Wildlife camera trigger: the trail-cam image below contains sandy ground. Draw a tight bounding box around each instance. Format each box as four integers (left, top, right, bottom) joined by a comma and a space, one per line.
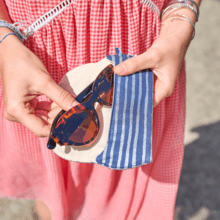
0, 0, 220, 219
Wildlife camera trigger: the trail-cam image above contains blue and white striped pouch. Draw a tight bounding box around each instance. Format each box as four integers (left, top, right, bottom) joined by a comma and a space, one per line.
53, 48, 153, 170
96, 48, 153, 169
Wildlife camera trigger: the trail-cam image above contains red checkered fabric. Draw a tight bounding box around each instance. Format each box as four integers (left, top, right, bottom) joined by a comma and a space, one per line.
0, 0, 185, 219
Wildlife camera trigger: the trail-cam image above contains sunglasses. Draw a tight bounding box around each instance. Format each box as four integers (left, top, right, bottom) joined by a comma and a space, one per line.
47, 64, 114, 150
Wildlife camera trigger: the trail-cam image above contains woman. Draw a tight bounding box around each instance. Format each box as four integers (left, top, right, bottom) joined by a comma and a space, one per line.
0, 0, 201, 219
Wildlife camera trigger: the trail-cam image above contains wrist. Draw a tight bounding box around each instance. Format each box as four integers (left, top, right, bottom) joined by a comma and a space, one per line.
162, 7, 197, 24
0, 28, 25, 68
161, 0, 200, 22
160, 8, 196, 46
0, 27, 20, 41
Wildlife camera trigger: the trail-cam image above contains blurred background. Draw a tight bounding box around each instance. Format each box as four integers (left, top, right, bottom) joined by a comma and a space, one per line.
175, 0, 220, 219
0, 0, 220, 219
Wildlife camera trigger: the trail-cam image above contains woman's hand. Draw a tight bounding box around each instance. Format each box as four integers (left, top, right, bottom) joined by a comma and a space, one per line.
114, 9, 195, 107
0, 34, 76, 137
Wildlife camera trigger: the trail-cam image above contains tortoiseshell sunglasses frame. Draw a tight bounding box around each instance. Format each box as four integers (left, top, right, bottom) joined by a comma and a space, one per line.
47, 64, 114, 150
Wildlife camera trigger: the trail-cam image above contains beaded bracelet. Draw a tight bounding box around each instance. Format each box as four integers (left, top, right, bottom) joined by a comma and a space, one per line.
161, 0, 199, 22
0, 20, 32, 43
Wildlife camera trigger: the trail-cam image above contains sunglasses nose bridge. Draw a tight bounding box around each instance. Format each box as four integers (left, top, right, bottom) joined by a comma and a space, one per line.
83, 89, 100, 106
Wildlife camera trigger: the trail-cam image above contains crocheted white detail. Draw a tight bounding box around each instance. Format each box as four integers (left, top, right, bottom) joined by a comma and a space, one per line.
23, 0, 75, 36
141, 0, 160, 17
23, 0, 160, 37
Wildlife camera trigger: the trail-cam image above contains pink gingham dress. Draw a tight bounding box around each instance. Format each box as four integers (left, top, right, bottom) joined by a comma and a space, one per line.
0, 0, 186, 219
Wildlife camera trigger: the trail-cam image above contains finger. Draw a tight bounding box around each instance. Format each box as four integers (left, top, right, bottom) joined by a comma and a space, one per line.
25, 102, 35, 114
35, 114, 49, 125
39, 78, 79, 111
24, 94, 41, 106
48, 106, 62, 119
48, 95, 80, 123
114, 50, 155, 76
4, 101, 34, 122
10, 101, 51, 136
25, 93, 41, 98
48, 117, 55, 126
3, 111, 18, 122
50, 101, 59, 110
153, 79, 165, 108
18, 111, 51, 137
153, 76, 174, 108
48, 98, 80, 126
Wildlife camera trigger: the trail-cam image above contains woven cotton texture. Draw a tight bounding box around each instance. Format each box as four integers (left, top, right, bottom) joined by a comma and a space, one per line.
0, 1, 185, 220
96, 48, 153, 169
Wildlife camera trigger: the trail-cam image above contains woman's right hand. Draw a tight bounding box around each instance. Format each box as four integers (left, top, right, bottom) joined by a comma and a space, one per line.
0, 32, 76, 137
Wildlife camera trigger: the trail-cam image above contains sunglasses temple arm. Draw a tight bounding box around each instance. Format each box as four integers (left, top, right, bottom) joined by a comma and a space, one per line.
75, 81, 93, 103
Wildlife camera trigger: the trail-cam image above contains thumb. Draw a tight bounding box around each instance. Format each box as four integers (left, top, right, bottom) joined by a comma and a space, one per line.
114, 50, 155, 76
40, 78, 78, 111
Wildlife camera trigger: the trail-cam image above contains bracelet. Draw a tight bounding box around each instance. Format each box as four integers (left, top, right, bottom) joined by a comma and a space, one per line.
0, 32, 19, 43
162, 3, 198, 22
163, 0, 199, 15
161, 0, 199, 22
0, 20, 31, 43
162, 13, 195, 39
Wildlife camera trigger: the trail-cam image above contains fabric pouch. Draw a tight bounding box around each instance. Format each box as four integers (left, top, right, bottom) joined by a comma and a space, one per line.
52, 48, 153, 169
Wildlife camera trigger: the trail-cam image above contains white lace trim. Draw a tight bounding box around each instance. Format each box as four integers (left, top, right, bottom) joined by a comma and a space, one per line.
24, 0, 160, 37
141, 0, 160, 17
23, 0, 75, 37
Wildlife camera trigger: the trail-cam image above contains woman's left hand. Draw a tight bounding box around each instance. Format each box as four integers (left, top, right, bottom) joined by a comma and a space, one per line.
114, 13, 195, 107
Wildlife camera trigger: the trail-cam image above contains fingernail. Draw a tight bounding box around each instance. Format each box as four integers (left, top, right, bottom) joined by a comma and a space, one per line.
69, 100, 79, 109
115, 64, 127, 75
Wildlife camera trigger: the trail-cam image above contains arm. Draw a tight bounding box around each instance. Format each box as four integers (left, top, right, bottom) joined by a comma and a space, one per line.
0, 0, 14, 40
0, 1, 76, 137
114, 0, 202, 107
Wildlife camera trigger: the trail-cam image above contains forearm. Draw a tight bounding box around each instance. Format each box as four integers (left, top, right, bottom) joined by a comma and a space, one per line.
160, 0, 202, 52
0, 0, 13, 33
0, 1, 24, 70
